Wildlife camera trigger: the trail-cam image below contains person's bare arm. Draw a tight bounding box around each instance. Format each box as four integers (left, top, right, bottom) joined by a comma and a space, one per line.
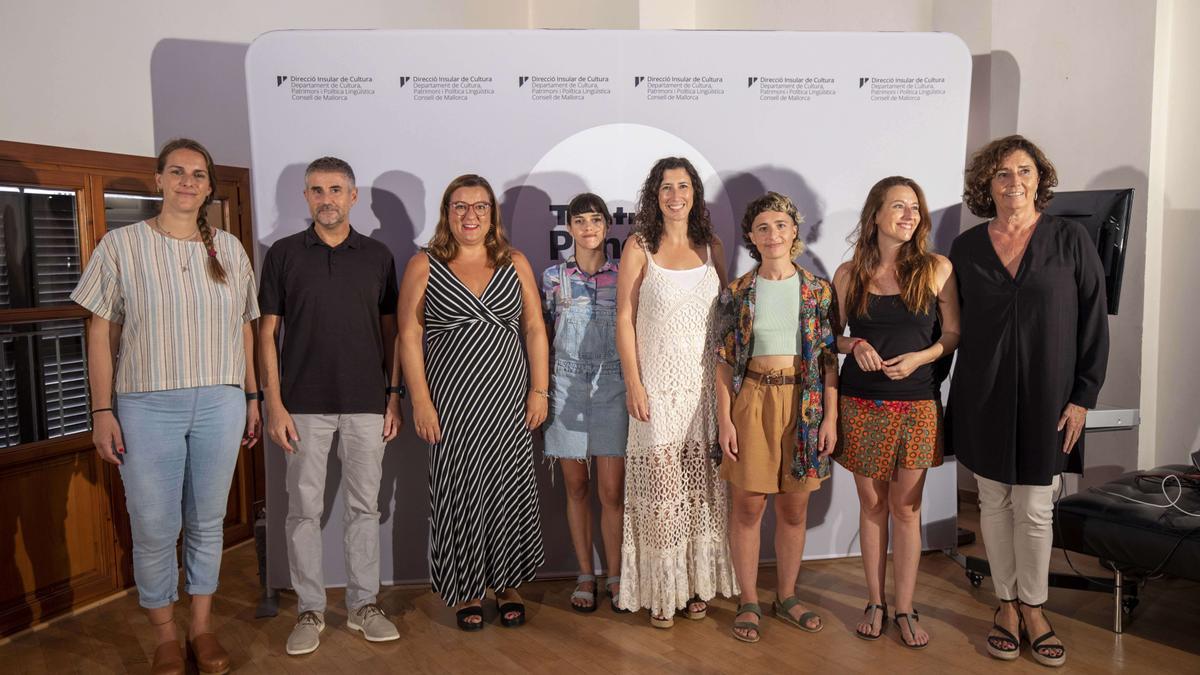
380, 313, 403, 441
87, 315, 124, 464
397, 252, 439, 443
241, 321, 260, 446
710, 236, 729, 287
834, 261, 885, 372
616, 236, 649, 422
258, 314, 298, 452
512, 251, 550, 430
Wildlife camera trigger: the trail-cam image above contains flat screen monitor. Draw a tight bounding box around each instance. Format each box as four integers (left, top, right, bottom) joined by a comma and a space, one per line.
1042, 188, 1134, 315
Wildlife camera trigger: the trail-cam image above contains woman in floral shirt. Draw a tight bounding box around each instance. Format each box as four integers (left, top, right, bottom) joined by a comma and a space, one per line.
715, 191, 838, 643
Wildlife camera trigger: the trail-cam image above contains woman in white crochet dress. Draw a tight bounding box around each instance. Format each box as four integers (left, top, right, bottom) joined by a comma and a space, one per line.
614, 156, 737, 627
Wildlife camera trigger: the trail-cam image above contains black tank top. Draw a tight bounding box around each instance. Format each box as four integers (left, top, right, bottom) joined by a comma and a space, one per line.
839, 294, 938, 401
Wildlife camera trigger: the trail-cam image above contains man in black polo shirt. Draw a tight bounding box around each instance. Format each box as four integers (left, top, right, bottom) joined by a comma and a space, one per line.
258, 156, 402, 655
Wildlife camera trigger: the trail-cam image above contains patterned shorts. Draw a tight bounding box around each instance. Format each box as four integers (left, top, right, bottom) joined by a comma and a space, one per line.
834, 396, 943, 481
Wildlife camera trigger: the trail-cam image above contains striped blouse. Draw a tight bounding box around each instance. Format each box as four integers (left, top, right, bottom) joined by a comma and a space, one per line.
70, 221, 260, 394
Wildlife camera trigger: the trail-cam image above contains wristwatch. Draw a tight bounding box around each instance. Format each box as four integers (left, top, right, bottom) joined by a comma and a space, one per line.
386, 384, 407, 399
245, 390, 264, 402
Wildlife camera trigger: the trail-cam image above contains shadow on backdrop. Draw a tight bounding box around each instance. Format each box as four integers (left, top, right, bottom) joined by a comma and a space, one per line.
713, 167, 829, 281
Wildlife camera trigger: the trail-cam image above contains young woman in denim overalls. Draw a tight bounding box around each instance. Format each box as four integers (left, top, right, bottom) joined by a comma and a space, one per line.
541, 193, 628, 613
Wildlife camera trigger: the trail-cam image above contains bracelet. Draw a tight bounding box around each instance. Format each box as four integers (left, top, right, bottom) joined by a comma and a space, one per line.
91, 407, 114, 416
386, 384, 407, 399
848, 338, 865, 354
245, 390, 263, 402
531, 388, 549, 398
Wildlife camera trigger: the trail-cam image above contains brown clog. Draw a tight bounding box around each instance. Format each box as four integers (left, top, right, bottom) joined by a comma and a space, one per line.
150, 641, 185, 675
186, 633, 230, 674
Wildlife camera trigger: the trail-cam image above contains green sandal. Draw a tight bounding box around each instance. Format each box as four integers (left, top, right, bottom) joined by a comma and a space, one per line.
774, 596, 823, 633
731, 603, 763, 643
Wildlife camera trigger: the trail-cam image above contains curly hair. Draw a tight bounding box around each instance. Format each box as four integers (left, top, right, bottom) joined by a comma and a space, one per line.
632, 157, 713, 253
156, 138, 225, 284
963, 134, 1058, 218
426, 174, 513, 267
845, 176, 938, 318
740, 191, 804, 263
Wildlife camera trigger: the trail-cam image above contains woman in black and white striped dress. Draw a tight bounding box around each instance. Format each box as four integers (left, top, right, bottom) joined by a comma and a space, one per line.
397, 174, 549, 631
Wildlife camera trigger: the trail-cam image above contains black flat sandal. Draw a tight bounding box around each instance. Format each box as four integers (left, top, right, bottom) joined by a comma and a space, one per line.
498, 596, 527, 628
986, 599, 1020, 661
893, 609, 928, 649
1019, 601, 1066, 668
855, 602, 887, 640
455, 605, 484, 632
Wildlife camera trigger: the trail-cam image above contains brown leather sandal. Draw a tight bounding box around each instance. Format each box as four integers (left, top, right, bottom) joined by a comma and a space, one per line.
187, 633, 231, 674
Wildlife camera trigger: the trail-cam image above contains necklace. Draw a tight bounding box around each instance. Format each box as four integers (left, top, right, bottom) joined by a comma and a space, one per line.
154, 216, 199, 272
153, 215, 200, 241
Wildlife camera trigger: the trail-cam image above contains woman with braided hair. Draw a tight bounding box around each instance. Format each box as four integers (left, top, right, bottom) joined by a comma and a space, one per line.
72, 138, 261, 675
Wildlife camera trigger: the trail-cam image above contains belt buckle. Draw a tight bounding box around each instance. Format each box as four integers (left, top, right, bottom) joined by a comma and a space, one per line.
764, 371, 784, 386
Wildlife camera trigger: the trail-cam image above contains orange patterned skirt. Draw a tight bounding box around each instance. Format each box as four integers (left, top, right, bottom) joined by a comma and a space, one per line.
834, 396, 943, 481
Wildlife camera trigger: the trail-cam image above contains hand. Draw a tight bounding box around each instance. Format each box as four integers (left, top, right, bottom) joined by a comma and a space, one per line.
851, 340, 884, 372
265, 401, 300, 453
525, 390, 548, 430
92, 411, 125, 465
626, 382, 650, 422
718, 417, 739, 463
881, 352, 924, 380
1057, 402, 1087, 454
818, 416, 837, 458
413, 400, 442, 444
383, 395, 404, 442
242, 400, 261, 447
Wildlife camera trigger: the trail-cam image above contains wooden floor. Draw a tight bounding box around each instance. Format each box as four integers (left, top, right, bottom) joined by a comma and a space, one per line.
3, 506, 1198, 674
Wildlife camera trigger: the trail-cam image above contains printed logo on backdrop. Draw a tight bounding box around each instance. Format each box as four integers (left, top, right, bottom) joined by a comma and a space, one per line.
634, 75, 727, 101
861, 76, 947, 102
521, 75, 612, 101
751, 75, 838, 102
404, 75, 496, 101
279, 74, 376, 102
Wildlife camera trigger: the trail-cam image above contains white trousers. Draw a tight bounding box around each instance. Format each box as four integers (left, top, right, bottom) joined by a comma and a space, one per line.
975, 473, 1060, 605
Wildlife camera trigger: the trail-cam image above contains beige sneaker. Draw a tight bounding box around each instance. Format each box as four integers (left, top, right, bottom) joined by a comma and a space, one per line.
286, 610, 325, 656
348, 603, 400, 642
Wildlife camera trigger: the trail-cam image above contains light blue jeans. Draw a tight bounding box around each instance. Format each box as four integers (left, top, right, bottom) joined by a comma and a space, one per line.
116, 385, 245, 608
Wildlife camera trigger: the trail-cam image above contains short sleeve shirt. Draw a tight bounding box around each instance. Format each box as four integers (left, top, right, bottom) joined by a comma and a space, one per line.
540, 256, 618, 322
70, 221, 260, 394
258, 225, 399, 414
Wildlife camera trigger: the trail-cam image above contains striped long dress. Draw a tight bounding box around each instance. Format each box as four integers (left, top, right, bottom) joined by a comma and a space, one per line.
424, 254, 545, 606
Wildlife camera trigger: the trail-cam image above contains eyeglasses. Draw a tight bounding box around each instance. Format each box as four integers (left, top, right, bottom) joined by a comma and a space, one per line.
451, 201, 492, 217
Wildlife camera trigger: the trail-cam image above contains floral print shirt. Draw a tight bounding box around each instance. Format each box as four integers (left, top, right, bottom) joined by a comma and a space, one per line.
716, 264, 838, 482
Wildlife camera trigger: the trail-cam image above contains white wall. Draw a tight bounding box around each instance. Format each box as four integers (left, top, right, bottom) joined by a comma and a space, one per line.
0, 1, 529, 163
1154, 0, 1200, 467
1, 0, 1193, 476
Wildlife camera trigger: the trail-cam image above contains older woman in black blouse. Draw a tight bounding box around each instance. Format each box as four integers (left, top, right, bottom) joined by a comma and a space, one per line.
948, 135, 1108, 668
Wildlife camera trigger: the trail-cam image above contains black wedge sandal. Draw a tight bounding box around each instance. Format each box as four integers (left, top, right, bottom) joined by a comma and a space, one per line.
986, 599, 1020, 661
497, 590, 527, 628
893, 609, 928, 649
1019, 601, 1066, 668
455, 605, 484, 632
855, 602, 887, 641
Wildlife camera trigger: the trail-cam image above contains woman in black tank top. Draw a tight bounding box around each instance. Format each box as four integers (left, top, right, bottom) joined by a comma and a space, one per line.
831, 177, 960, 648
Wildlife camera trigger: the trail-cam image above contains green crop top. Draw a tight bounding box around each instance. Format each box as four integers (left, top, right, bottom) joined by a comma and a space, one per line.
751, 273, 802, 357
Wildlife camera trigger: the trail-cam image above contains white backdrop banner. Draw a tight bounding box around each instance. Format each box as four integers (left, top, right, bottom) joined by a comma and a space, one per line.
246, 29, 971, 589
